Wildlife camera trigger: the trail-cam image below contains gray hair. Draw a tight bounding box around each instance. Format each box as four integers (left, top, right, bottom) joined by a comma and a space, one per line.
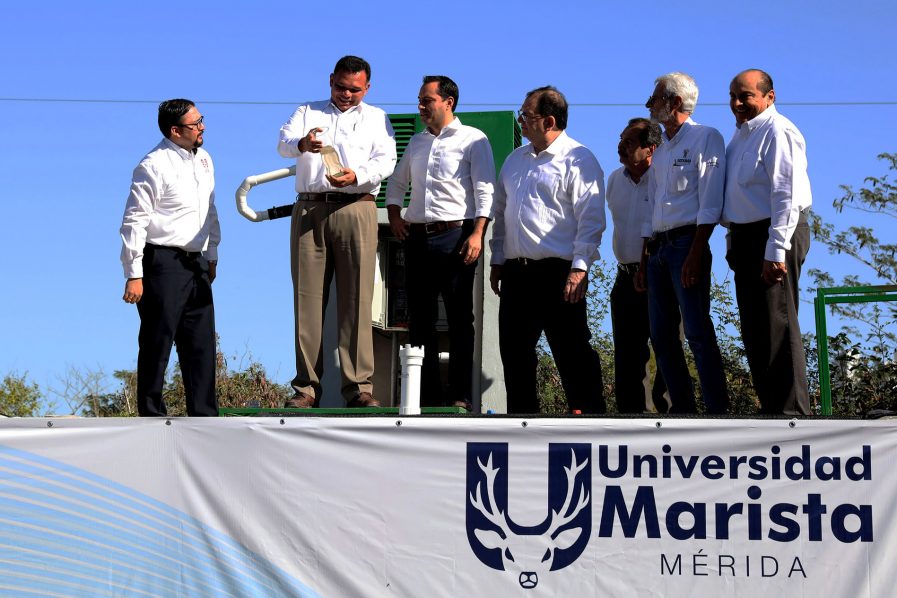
655, 72, 699, 114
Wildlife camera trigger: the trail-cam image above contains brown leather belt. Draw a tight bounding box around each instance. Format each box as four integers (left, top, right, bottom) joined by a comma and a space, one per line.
409, 220, 464, 235
297, 192, 375, 203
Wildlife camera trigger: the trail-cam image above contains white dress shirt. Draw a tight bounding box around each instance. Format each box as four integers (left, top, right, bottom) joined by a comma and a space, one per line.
490, 131, 605, 271
607, 166, 653, 264
120, 138, 219, 279
278, 100, 396, 194
642, 118, 726, 237
723, 104, 812, 262
384, 117, 495, 222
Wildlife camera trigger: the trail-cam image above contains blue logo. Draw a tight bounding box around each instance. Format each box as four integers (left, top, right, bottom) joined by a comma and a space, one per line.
466, 443, 592, 589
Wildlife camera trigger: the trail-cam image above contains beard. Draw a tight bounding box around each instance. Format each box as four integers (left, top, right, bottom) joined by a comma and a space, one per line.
650, 103, 672, 125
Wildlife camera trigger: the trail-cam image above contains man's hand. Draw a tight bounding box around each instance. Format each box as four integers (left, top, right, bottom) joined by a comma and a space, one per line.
633, 268, 647, 293
123, 278, 143, 304
460, 233, 482, 265
208, 261, 217, 283
681, 245, 706, 288
565, 269, 588, 303
634, 240, 649, 293
326, 167, 357, 188
298, 128, 324, 153
387, 206, 409, 240
682, 223, 714, 289
490, 265, 503, 296
762, 260, 788, 286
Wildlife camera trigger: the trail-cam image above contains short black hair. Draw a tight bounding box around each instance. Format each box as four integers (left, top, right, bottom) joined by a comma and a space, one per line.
525, 86, 568, 130
158, 99, 195, 138
626, 117, 663, 147
333, 55, 371, 82
422, 75, 459, 110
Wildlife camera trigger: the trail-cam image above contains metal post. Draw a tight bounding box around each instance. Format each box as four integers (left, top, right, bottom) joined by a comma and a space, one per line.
814, 289, 832, 415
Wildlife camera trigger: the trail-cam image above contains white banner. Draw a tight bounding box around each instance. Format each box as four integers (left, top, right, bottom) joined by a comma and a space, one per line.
0, 417, 893, 597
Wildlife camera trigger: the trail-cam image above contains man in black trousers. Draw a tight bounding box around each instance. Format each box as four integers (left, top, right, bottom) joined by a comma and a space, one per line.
606, 118, 673, 413
489, 87, 606, 414
120, 99, 220, 416
724, 69, 811, 415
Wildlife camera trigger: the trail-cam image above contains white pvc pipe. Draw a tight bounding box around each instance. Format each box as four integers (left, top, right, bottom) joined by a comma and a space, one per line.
399, 344, 425, 415
234, 165, 296, 222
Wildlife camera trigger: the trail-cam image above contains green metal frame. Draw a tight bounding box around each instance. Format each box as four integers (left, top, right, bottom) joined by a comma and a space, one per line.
814, 285, 897, 414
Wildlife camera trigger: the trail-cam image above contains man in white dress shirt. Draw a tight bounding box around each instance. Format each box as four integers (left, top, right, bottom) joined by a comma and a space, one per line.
724, 69, 811, 415
637, 72, 729, 414
277, 56, 396, 408
489, 86, 606, 414
385, 76, 495, 410
606, 118, 673, 413
120, 99, 219, 416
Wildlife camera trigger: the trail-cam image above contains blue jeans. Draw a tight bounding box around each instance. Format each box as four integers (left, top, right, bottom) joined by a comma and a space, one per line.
647, 232, 728, 414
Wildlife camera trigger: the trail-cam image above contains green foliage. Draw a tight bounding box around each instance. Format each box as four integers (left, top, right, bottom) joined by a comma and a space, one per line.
80, 370, 137, 417
0, 372, 42, 417
79, 341, 292, 417
808, 153, 897, 415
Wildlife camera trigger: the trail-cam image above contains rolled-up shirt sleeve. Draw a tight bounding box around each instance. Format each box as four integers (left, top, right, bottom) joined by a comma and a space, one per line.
120, 162, 159, 279
696, 130, 726, 226
470, 135, 496, 220
569, 154, 606, 271
353, 112, 396, 188
205, 188, 220, 263
765, 127, 805, 262
278, 105, 307, 158
489, 170, 507, 265
384, 138, 412, 208
641, 166, 657, 238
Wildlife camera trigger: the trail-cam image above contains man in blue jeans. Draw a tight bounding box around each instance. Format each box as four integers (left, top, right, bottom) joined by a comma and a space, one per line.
636, 72, 728, 414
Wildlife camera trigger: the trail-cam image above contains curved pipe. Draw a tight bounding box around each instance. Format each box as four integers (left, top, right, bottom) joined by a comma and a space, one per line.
235, 165, 296, 222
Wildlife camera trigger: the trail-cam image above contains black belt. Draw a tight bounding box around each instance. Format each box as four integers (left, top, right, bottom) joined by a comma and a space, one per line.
505, 257, 569, 267
409, 220, 464, 235
297, 192, 374, 203
618, 262, 640, 275
651, 224, 697, 244
145, 243, 201, 259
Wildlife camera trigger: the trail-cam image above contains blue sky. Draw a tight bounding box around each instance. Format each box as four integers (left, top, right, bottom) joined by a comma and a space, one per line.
1, 1, 894, 409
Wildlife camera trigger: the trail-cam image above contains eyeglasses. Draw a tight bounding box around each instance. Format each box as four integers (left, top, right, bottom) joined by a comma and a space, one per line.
645, 94, 670, 107
177, 116, 205, 130
516, 109, 544, 123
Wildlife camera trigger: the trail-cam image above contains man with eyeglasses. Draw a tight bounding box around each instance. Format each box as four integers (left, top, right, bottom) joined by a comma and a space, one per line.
120, 99, 219, 416
385, 75, 495, 411
607, 118, 673, 413
278, 56, 396, 408
489, 86, 606, 415
635, 72, 728, 414
723, 69, 812, 415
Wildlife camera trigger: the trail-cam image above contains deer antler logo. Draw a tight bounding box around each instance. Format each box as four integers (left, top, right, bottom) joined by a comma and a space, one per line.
466, 443, 592, 589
